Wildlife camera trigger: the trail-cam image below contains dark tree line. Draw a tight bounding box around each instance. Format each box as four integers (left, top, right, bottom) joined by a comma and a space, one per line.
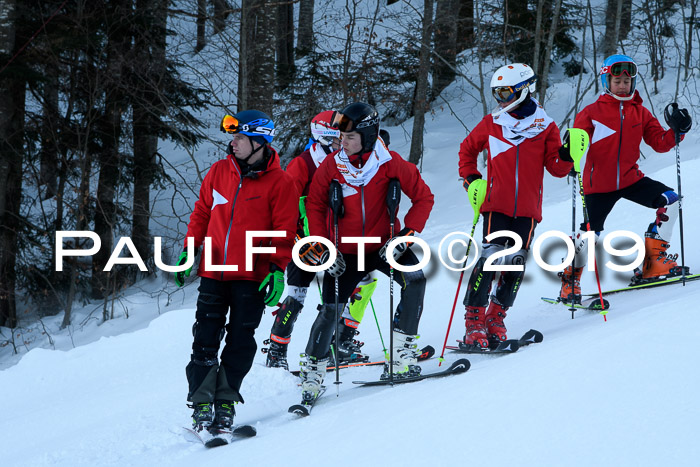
0, 0, 696, 332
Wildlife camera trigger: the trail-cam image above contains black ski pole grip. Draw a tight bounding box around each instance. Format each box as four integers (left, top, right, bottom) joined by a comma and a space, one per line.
386, 179, 401, 224
329, 180, 343, 225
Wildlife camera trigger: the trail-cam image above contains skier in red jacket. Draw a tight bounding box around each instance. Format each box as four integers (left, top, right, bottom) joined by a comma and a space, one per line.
559, 54, 693, 303
298, 102, 434, 402
459, 63, 573, 349
175, 110, 298, 436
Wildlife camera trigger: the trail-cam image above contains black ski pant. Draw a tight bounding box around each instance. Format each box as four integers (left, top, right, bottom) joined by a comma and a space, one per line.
583, 177, 672, 232
186, 277, 265, 403
305, 249, 426, 359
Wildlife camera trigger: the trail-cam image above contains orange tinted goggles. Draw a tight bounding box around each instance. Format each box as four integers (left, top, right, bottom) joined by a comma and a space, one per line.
220, 115, 240, 134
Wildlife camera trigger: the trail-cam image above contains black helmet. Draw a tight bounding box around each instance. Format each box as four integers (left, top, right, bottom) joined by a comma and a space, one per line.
335, 102, 380, 153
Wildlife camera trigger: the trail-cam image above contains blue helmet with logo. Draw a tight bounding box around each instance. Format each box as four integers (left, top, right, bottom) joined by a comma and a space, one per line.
221, 110, 276, 144
600, 54, 637, 101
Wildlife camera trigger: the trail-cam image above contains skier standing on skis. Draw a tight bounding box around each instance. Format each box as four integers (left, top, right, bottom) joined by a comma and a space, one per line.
266, 111, 371, 369
558, 54, 693, 303
459, 63, 573, 349
298, 102, 434, 403
175, 110, 298, 434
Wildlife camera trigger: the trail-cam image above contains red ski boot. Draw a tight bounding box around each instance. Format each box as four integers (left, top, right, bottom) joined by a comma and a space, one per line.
485, 300, 508, 343
558, 265, 583, 304
463, 306, 489, 349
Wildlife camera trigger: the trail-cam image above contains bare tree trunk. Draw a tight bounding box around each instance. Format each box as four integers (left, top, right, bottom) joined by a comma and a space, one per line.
619, 0, 632, 40
537, 0, 562, 104
532, 0, 544, 75
433, 0, 457, 98
212, 0, 230, 34
276, 0, 295, 88
685, 0, 697, 79
297, 0, 314, 57
132, 0, 168, 270
239, 0, 276, 113
409, 0, 434, 166
195, 0, 206, 53
456, 0, 474, 52
587, 0, 599, 93
475, 0, 488, 117
92, 0, 130, 299
602, 0, 622, 57
0, 0, 21, 329
39, 64, 59, 199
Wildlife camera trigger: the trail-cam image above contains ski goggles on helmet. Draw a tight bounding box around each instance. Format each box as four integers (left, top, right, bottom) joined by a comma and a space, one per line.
491, 75, 537, 103
600, 61, 637, 78
220, 115, 240, 134
333, 113, 379, 132
220, 114, 276, 137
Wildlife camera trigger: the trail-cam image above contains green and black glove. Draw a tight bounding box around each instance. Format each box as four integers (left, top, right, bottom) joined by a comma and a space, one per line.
174, 248, 198, 287
259, 263, 285, 306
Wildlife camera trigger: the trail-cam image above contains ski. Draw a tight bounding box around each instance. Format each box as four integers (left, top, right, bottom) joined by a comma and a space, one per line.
445, 329, 543, 355
352, 358, 470, 387
290, 345, 435, 377
288, 386, 327, 417
582, 273, 700, 297
183, 424, 257, 448
541, 296, 610, 311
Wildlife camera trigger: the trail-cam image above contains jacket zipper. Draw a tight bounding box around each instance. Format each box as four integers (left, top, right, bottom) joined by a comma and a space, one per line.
222, 163, 243, 280
513, 146, 520, 217
616, 102, 624, 190
488, 177, 493, 201
361, 185, 366, 236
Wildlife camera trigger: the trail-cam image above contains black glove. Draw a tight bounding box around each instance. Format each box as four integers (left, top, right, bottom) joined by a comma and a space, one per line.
558, 131, 574, 162
379, 227, 416, 263
664, 103, 692, 135
462, 174, 482, 191
320, 250, 346, 277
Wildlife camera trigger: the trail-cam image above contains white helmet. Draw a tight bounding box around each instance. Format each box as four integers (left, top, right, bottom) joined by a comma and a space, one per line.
490, 63, 537, 116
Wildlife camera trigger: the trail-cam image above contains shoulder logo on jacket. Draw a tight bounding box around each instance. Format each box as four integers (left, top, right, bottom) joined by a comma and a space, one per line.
488, 135, 514, 158
591, 120, 616, 144
212, 189, 229, 210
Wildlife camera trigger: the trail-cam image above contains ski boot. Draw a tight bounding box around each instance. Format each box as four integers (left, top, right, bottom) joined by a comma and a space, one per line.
189, 402, 214, 432
333, 319, 368, 365
381, 331, 421, 380
462, 306, 489, 350
558, 265, 583, 304
212, 400, 235, 431
485, 299, 508, 344
640, 234, 688, 281
300, 356, 328, 404
264, 340, 289, 370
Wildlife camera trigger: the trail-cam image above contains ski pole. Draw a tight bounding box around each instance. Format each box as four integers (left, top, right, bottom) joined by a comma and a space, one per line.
328, 180, 344, 394
576, 172, 607, 321
566, 128, 607, 321
569, 172, 577, 319
368, 298, 388, 359
438, 218, 478, 366
665, 104, 687, 286
385, 179, 401, 385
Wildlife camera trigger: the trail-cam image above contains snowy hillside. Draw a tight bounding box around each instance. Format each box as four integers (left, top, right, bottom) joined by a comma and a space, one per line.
2, 122, 699, 467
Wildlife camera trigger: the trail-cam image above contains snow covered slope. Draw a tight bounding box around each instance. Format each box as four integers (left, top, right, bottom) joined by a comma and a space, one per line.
2, 147, 699, 467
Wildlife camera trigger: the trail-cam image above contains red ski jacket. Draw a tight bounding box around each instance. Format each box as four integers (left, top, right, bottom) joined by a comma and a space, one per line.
574, 91, 679, 194
285, 150, 316, 197
184, 149, 299, 282
458, 115, 571, 223
306, 150, 434, 255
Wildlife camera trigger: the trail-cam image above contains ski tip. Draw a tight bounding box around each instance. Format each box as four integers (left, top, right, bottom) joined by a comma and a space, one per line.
288, 405, 310, 416
523, 329, 544, 343
448, 358, 471, 373
204, 437, 229, 448
233, 424, 257, 437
